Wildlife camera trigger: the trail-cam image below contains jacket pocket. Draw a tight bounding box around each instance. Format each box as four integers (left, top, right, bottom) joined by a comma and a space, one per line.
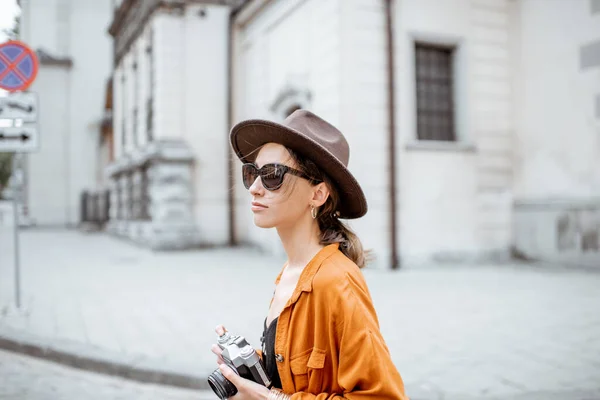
289, 348, 326, 392
289, 348, 311, 391
306, 348, 326, 393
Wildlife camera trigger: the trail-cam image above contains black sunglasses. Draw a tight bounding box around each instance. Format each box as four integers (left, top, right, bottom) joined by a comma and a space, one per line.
242, 163, 321, 191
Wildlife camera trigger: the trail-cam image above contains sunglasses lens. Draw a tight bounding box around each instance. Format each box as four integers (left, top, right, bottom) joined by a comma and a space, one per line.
242, 164, 258, 189
261, 165, 285, 190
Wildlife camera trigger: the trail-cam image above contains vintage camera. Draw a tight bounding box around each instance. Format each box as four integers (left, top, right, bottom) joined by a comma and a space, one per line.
208, 330, 272, 399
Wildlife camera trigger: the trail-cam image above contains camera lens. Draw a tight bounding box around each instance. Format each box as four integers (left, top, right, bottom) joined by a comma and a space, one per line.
208, 369, 238, 399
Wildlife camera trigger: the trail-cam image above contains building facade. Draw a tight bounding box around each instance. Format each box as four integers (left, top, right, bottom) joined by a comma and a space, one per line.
104, 0, 236, 249
512, 0, 600, 267
105, 0, 600, 268
18, 0, 113, 227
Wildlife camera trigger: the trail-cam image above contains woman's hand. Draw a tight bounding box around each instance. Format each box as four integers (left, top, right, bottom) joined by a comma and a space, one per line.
218, 363, 271, 400
211, 324, 227, 366
211, 324, 271, 399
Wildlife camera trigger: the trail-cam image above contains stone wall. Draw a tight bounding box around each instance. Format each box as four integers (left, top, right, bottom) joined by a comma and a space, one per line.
513, 198, 600, 268
105, 139, 200, 250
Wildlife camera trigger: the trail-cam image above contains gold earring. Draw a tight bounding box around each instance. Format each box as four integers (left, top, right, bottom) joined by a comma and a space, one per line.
311, 206, 318, 219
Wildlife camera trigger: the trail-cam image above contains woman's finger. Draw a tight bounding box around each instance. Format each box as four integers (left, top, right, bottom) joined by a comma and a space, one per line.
211, 344, 223, 356
218, 364, 244, 389
211, 344, 225, 365
215, 324, 227, 336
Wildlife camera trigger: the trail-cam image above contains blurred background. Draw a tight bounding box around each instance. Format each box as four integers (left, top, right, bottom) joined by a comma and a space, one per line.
0, 0, 599, 399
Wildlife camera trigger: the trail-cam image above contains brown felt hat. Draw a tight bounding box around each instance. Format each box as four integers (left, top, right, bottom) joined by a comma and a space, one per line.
230, 109, 368, 219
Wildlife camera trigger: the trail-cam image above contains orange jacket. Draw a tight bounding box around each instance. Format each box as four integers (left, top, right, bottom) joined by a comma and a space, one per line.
269, 243, 408, 399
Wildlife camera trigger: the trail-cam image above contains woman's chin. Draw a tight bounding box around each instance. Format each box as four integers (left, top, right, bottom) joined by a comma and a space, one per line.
253, 214, 275, 229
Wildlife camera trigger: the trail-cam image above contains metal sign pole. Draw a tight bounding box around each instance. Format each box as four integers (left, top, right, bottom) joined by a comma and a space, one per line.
1, 40, 41, 312
11, 153, 21, 309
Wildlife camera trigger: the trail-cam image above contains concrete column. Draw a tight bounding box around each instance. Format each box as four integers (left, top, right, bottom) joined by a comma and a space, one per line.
145, 139, 199, 250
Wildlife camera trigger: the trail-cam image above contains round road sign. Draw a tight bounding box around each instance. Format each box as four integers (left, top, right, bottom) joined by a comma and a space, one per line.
0, 40, 39, 92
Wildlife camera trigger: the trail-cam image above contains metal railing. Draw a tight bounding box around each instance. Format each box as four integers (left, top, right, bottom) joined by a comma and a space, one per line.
80, 190, 110, 227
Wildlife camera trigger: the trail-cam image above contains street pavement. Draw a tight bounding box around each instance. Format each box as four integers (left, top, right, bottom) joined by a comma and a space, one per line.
1, 228, 600, 399
0, 349, 214, 400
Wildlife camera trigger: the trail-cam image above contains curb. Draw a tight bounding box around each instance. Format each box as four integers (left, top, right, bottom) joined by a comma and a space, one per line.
0, 326, 213, 391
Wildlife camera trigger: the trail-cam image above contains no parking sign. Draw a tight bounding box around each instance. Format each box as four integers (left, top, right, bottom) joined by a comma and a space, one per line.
0, 40, 38, 92
0, 40, 39, 152
0, 40, 39, 310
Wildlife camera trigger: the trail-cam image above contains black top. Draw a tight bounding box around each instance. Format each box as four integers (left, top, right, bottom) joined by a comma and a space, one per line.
261, 317, 282, 389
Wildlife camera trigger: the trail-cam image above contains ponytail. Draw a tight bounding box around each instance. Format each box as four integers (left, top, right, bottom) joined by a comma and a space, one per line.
317, 211, 367, 268
286, 148, 370, 268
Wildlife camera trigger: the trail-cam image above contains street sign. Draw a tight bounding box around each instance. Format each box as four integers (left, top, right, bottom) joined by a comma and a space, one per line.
0, 40, 39, 92
0, 92, 37, 121
0, 42, 39, 310
0, 125, 38, 152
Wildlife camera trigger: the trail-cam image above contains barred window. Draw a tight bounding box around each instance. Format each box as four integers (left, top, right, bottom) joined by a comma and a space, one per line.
121, 73, 127, 148
116, 174, 123, 219
132, 59, 139, 147
127, 172, 134, 220
146, 29, 154, 143
121, 116, 126, 148
415, 43, 456, 141
140, 164, 151, 221
285, 104, 301, 118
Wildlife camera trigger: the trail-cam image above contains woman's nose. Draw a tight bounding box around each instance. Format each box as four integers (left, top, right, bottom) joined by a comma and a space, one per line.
249, 176, 264, 196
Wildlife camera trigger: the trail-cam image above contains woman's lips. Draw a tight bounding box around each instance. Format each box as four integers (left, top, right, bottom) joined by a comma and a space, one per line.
251, 201, 268, 211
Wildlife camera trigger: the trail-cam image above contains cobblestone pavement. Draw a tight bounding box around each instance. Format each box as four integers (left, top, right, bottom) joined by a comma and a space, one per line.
1, 228, 600, 399
0, 349, 214, 400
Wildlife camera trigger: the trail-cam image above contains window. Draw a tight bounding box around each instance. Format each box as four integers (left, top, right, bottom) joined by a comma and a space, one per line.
132, 59, 139, 147
285, 104, 301, 118
127, 172, 134, 220
121, 72, 127, 148
415, 43, 455, 141
140, 164, 150, 220
116, 175, 123, 219
146, 29, 154, 143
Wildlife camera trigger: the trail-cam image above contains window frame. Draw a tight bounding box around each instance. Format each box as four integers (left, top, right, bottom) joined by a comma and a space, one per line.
120, 71, 127, 150
414, 42, 456, 142
407, 33, 472, 151
145, 29, 154, 143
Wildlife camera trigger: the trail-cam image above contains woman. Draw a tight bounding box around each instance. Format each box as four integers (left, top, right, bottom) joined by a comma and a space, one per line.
211, 110, 408, 400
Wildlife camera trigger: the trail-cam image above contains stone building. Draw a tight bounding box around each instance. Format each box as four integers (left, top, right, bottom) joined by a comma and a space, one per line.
103, 0, 600, 268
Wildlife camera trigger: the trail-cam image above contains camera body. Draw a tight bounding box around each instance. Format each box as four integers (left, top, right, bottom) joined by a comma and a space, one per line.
208, 330, 271, 399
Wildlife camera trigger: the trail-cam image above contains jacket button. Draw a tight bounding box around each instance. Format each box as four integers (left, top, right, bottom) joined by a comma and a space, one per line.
275, 354, 284, 362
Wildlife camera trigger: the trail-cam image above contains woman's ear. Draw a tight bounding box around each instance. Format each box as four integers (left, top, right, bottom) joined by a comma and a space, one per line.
312, 182, 330, 207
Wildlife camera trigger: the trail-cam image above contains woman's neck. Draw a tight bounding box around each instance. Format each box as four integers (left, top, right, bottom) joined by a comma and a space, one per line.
277, 216, 323, 269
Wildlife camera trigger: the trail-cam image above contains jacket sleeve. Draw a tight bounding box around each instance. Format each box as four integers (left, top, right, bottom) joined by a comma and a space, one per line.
290, 276, 408, 400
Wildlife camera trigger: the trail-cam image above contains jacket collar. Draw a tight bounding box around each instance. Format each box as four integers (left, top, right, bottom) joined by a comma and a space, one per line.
275, 243, 340, 305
